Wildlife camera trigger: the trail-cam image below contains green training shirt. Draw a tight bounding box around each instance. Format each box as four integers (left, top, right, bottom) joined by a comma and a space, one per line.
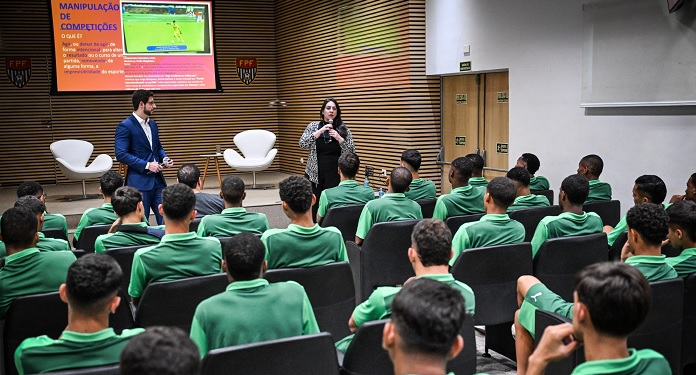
432, 186, 486, 220
128, 232, 222, 298
529, 176, 550, 191
42, 212, 69, 239
570, 349, 671, 375
36, 232, 71, 252
262, 224, 347, 269
94, 223, 162, 253
317, 180, 375, 217
197, 207, 270, 237
585, 180, 612, 203
625, 255, 678, 281
450, 214, 525, 266
190, 279, 319, 357
74, 203, 117, 241
468, 177, 489, 188
666, 248, 696, 278
404, 178, 437, 201
506, 194, 550, 212
530, 211, 604, 257
355, 193, 423, 240
14, 328, 144, 375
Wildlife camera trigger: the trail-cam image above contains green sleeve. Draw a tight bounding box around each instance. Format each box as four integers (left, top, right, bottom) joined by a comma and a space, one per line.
128, 252, 146, 298
449, 225, 471, 266
317, 191, 329, 217
189, 315, 208, 358
94, 234, 108, 253
607, 216, 627, 246
262, 216, 270, 232
14, 336, 54, 375
530, 221, 549, 258
0, 241, 6, 258
432, 197, 448, 221
14, 340, 26, 375
355, 206, 373, 240
302, 292, 320, 335
73, 209, 95, 240
338, 238, 349, 262
261, 232, 271, 261
196, 217, 209, 237
352, 288, 390, 327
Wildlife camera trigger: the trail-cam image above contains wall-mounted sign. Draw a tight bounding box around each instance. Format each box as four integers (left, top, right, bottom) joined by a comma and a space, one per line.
455, 94, 468, 104
496, 143, 509, 154
455, 136, 466, 146
497, 91, 509, 103
459, 61, 471, 72
236, 58, 258, 85
5, 57, 31, 88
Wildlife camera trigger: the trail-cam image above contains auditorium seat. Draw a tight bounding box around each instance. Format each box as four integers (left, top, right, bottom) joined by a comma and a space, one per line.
105, 244, 150, 294
189, 218, 202, 233
42, 227, 69, 243
41, 364, 120, 375
76, 224, 112, 253
508, 205, 562, 242
415, 198, 437, 219
682, 273, 696, 374
583, 200, 621, 227
444, 213, 485, 235
320, 204, 365, 242
531, 189, 554, 205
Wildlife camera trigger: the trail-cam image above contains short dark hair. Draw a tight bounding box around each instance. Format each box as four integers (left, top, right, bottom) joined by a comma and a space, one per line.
575, 262, 651, 337
411, 219, 452, 267
100, 171, 123, 198
0, 207, 38, 249
634, 175, 667, 204
162, 184, 196, 221
625, 203, 669, 246
506, 167, 531, 188
666, 200, 696, 243
177, 164, 200, 189
132, 89, 154, 110
391, 278, 466, 356
221, 176, 245, 205
519, 153, 541, 175
120, 326, 200, 375
279, 176, 313, 213
112, 186, 143, 217
65, 254, 122, 315
450, 157, 474, 183
580, 154, 604, 177
487, 177, 517, 208
465, 154, 484, 172
14, 195, 45, 216
16, 181, 43, 199
390, 167, 413, 194
562, 174, 590, 205
338, 152, 360, 178
223, 233, 265, 281
401, 149, 422, 171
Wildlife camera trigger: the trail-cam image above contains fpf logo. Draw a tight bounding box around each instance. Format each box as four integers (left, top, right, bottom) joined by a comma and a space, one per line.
5, 58, 32, 88
236, 58, 257, 85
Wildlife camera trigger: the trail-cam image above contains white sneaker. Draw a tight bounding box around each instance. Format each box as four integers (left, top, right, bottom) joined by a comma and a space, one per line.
511, 323, 516, 340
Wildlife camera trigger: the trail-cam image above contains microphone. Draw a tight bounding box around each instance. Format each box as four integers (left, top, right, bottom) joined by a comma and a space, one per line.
323, 119, 334, 142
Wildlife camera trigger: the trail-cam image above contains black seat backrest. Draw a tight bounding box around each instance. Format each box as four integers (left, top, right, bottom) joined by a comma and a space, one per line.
41, 227, 68, 242
509, 205, 563, 242
682, 273, 696, 372
264, 262, 355, 340
76, 224, 112, 253
40, 364, 120, 375
105, 245, 150, 294
451, 243, 533, 326
531, 189, 554, 205
583, 200, 621, 227
533, 233, 608, 301
416, 198, 437, 219
189, 218, 202, 233
445, 213, 486, 235
534, 310, 583, 375
200, 332, 339, 375
608, 231, 628, 261
320, 204, 365, 242
445, 312, 477, 375
134, 273, 228, 331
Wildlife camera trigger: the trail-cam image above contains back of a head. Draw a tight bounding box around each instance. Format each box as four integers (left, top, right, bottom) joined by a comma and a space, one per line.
487, 177, 517, 208
401, 149, 422, 172
1, 207, 38, 249
120, 326, 200, 375
338, 152, 360, 178
223, 232, 265, 281
100, 171, 124, 198
575, 262, 651, 337
666, 200, 696, 243
66, 253, 122, 315
626, 203, 668, 246
520, 153, 541, 175
16, 181, 43, 199
162, 184, 196, 221
506, 167, 531, 188
390, 167, 413, 194
562, 174, 590, 205
580, 154, 604, 177
14, 195, 45, 217
465, 153, 484, 173
634, 175, 667, 204
279, 176, 313, 213
221, 176, 245, 204
177, 164, 200, 189
411, 219, 452, 267
391, 278, 466, 356
450, 157, 474, 183
112, 186, 143, 217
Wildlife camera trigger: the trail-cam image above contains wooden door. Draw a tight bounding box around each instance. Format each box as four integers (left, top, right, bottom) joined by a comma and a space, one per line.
482, 71, 509, 180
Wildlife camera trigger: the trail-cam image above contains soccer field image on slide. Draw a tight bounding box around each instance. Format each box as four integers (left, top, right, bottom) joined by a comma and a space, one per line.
122, 15, 206, 53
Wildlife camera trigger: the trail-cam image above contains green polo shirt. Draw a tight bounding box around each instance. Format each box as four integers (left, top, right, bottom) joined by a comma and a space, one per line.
450, 214, 525, 266
197, 207, 270, 237
262, 224, 347, 269
608, 203, 669, 246
432, 186, 486, 220
529, 176, 550, 191
334, 273, 475, 352
42, 212, 69, 240
317, 180, 375, 217
666, 248, 696, 278
404, 178, 437, 201
94, 222, 162, 253
0, 247, 76, 318
570, 349, 670, 375
128, 232, 222, 298
190, 278, 319, 357
468, 177, 489, 188
530, 211, 604, 257
625, 255, 678, 281
14, 328, 144, 375
586, 180, 612, 203
506, 194, 550, 212
74, 203, 117, 241
36, 232, 71, 252
355, 193, 423, 240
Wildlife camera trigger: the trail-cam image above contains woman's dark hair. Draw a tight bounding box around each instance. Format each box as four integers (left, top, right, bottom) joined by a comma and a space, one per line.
319, 98, 348, 138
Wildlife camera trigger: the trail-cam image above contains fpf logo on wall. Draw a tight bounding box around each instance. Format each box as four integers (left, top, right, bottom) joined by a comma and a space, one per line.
5, 58, 31, 88
236, 58, 257, 85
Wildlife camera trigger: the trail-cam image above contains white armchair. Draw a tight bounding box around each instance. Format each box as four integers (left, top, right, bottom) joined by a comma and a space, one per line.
223, 130, 277, 189
50, 139, 113, 200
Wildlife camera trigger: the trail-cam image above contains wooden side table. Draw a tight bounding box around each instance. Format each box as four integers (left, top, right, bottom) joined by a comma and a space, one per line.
200, 153, 223, 189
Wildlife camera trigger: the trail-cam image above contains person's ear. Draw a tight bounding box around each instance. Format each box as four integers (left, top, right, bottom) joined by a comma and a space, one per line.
158, 204, 164, 216
222, 259, 227, 273
484, 191, 491, 204
449, 248, 454, 262
137, 201, 144, 213
386, 176, 391, 187
407, 247, 417, 263
219, 191, 224, 199
190, 209, 197, 220
312, 194, 317, 206
262, 260, 268, 273
59, 284, 68, 303
110, 295, 121, 314
382, 321, 396, 350
197, 178, 203, 189
447, 335, 464, 360
242, 192, 247, 201
675, 227, 684, 240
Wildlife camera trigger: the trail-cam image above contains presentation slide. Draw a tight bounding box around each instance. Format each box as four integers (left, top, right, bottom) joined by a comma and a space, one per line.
50, 0, 219, 92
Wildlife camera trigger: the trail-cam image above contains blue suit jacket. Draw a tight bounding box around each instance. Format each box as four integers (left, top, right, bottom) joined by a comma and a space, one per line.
115, 114, 168, 191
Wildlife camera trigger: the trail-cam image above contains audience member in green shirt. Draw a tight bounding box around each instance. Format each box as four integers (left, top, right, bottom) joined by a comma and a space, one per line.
401, 149, 437, 201
16, 181, 69, 239
73, 171, 122, 246
577, 154, 612, 203
516, 153, 550, 191
432, 156, 485, 221
525, 262, 670, 375
316, 152, 375, 223
666, 200, 696, 278
669, 172, 696, 204
13, 196, 71, 252
466, 153, 489, 188
506, 167, 550, 212
14, 254, 144, 375
120, 326, 200, 375
197, 176, 270, 237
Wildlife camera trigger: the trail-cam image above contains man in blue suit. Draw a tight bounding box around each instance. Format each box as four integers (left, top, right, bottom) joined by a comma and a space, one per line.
115, 90, 173, 225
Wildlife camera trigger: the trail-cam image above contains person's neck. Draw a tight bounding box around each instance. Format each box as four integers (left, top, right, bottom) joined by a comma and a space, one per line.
392, 351, 448, 375
472, 172, 483, 178
587, 174, 599, 181
134, 110, 148, 122
411, 171, 420, 180
289, 212, 315, 228
518, 187, 531, 197
5, 245, 32, 257
562, 203, 584, 215
413, 264, 450, 277
450, 179, 467, 189
65, 310, 110, 334
103, 197, 112, 204
192, 187, 202, 194
486, 205, 507, 215
582, 330, 630, 363
682, 240, 696, 250
633, 243, 663, 257
224, 201, 243, 209
121, 213, 144, 225
164, 219, 191, 234
340, 175, 354, 182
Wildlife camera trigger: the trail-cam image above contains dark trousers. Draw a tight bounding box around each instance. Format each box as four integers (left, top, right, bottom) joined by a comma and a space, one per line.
307, 163, 340, 222
141, 176, 166, 225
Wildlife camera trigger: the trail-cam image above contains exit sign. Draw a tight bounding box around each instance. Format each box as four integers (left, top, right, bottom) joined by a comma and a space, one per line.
459, 61, 471, 72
